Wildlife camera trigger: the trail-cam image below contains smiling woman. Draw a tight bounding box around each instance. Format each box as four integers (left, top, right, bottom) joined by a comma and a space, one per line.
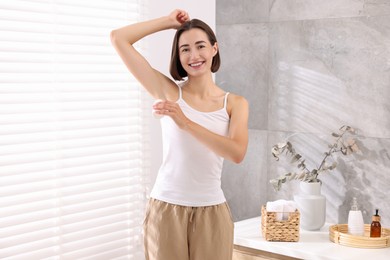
111, 8, 249, 260
0, 1, 148, 259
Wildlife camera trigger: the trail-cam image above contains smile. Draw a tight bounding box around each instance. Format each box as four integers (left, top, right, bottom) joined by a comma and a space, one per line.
189, 61, 205, 67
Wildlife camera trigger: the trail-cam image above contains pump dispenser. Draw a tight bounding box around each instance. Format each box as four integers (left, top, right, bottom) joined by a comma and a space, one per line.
370, 209, 381, 237
347, 197, 364, 236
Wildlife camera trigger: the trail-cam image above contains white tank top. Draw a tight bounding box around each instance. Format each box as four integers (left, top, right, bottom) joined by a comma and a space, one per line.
150, 84, 230, 207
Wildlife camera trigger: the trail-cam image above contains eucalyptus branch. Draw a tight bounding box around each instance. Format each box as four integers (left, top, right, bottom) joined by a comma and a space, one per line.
316, 128, 347, 176
270, 125, 359, 191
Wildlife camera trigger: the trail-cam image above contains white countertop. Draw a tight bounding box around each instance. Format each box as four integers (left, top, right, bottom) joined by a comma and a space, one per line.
234, 217, 390, 260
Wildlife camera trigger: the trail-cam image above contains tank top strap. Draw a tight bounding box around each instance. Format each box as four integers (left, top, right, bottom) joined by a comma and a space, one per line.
177, 83, 183, 100
223, 92, 230, 109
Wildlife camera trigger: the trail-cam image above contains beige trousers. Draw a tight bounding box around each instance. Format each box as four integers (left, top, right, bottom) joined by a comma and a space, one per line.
143, 198, 234, 260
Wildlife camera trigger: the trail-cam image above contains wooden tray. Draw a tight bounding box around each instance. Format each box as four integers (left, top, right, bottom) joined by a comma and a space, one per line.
329, 224, 390, 248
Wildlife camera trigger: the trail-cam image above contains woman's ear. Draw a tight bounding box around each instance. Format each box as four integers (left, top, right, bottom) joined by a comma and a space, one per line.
213, 42, 218, 57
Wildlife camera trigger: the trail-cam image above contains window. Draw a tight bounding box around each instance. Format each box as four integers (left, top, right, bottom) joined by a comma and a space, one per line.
0, 0, 149, 259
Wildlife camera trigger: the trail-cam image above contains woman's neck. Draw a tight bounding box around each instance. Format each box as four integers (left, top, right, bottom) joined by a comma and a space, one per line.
185, 74, 219, 97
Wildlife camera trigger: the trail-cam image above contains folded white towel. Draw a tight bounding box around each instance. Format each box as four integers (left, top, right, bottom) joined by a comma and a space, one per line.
266, 200, 284, 221
266, 200, 297, 221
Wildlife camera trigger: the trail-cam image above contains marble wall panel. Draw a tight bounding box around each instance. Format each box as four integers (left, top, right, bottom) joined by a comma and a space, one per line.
216, 0, 390, 226
269, 0, 390, 22
222, 130, 268, 221
216, 24, 269, 130
268, 16, 390, 138
217, 0, 269, 25
364, 0, 390, 16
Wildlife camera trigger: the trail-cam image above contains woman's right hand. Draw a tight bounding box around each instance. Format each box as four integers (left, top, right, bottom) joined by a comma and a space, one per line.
168, 9, 190, 29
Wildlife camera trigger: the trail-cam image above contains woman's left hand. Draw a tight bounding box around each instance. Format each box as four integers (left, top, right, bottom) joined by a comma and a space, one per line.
153, 100, 190, 129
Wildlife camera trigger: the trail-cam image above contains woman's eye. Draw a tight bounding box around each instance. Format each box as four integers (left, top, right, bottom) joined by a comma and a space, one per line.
181, 48, 189, 53
198, 45, 205, 49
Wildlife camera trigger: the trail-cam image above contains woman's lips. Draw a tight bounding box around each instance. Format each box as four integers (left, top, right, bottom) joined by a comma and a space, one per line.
189, 61, 205, 68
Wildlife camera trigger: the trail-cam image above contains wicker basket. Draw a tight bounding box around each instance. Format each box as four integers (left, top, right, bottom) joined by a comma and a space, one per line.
261, 205, 300, 242
329, 224, 390, 248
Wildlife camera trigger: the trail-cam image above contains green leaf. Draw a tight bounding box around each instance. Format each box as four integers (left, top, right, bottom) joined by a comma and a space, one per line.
290, 154, 302, 163
297, 160, 306, 169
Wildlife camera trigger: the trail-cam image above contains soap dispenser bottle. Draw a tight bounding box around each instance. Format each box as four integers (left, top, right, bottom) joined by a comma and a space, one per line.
347, 197, 364, 236
370, 209, 381, 237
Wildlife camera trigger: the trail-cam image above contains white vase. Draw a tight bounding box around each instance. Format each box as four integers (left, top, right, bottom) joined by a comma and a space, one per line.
294, 182, 326, 231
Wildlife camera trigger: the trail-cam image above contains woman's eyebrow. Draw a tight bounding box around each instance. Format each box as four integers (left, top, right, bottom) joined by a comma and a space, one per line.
195, 40, 206, 45
179, 41, 207, 49
179, 44, 189, 49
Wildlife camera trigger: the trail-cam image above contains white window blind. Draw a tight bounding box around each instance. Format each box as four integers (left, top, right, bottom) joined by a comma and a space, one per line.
0, 0, 149, 259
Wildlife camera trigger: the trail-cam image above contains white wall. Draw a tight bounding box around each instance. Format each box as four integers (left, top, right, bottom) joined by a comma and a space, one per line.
146, 1, 216, 188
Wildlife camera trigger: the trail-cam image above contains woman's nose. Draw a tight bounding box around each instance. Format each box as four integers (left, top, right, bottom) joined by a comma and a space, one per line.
190, 50, 199, 59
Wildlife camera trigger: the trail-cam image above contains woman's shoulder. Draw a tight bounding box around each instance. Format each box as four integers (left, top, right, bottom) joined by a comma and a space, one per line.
227, 92, 248, 105
225, 92, 248, 115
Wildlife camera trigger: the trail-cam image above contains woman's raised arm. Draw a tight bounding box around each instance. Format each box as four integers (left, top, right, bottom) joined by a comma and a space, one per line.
110, 10, 189, 99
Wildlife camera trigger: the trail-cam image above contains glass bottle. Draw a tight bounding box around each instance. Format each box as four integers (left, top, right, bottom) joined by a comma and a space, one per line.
370, 209, 381, 237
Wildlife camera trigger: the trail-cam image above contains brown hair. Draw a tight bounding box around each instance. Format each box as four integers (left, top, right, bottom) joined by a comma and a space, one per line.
170, 19, 221, 81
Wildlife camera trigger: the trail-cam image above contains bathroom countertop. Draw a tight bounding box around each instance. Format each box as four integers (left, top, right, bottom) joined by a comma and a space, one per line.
234, 216, 390, 260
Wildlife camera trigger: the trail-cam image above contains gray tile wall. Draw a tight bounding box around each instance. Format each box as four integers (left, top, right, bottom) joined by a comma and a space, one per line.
217, 0, 390, 226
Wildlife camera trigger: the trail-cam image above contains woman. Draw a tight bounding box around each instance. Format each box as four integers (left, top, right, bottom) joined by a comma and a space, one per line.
111, 9, 248, 260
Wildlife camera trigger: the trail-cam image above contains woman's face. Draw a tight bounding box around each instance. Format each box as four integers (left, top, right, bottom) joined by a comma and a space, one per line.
178, 28, 217, 78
